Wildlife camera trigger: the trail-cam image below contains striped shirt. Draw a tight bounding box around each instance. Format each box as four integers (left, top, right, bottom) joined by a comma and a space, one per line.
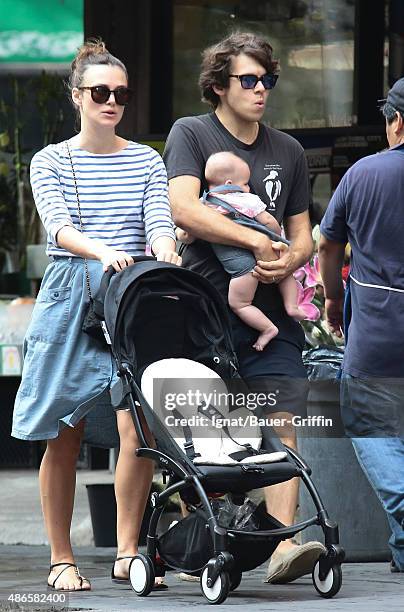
30, 138, 175, 257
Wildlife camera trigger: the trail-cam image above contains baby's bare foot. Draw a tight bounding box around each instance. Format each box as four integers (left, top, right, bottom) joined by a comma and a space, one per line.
253, 325, 278, 351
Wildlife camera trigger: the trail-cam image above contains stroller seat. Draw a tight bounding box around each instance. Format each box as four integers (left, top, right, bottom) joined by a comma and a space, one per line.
141, 358, 301, 492
190, 460, 300, 494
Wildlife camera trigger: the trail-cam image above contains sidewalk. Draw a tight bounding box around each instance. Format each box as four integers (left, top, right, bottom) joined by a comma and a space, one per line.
0, 469, 114, 546
1, 545, 403, 612
0, 470, 403, 611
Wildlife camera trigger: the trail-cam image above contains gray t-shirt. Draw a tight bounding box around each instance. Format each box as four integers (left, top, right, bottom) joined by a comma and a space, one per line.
163, 113, 311, 313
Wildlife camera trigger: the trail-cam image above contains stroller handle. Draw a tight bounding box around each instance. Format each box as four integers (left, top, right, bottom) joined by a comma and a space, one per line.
95, 256, 157, 316
101, 256, 156, 290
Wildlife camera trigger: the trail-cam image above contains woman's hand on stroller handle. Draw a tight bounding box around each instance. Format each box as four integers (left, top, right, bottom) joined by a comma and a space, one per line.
156, 250, 182, 266
99, 247, 135, 272
152, 236, 182, 266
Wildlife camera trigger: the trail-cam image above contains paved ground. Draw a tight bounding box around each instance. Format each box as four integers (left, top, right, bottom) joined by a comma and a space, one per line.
0, 545, 403, 612
0, 470, 403, 611
0, 470, 108, 547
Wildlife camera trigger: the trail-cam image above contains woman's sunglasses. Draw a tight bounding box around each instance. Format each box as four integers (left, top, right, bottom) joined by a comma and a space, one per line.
78, 85, 133, 106
229, 74, 278, 90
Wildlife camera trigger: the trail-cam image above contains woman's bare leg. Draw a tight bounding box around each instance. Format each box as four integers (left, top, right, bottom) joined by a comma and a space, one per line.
40, 420, 90, 590
113, 409, 160, 581
229, 274, 278, 350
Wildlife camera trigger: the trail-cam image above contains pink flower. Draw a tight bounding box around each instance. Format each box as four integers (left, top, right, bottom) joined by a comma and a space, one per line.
303, 255, 323, 288
293, 267, 305, 282
296, 281, 321, 321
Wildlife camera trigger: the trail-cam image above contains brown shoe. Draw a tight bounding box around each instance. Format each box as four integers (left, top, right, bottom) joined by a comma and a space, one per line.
266, 542, 326, 584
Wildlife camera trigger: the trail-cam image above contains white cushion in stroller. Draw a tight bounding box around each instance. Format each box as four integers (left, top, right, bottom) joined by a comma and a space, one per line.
193, 452, 287, 466
141, 358, 286, 466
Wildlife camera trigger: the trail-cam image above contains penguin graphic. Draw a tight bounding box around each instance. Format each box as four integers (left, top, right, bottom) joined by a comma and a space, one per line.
263, 170, 282, 206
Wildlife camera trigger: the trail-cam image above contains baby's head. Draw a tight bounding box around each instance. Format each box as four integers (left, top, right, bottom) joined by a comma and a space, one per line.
205, 152, 250, 193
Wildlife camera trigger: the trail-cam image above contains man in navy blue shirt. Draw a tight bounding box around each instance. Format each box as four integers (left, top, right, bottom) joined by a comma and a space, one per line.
319, 77, 404, 573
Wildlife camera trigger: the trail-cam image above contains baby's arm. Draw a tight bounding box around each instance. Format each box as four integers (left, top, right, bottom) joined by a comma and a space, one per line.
175, 227, 196, 244
255, 210, 282, 235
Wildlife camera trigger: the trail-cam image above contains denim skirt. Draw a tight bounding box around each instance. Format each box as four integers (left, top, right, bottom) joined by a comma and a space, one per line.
12, 257, 119, 445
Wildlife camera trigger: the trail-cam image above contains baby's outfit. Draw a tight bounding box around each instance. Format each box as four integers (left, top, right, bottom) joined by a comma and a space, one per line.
204, 188, 270, 279
206, 191, 267, 219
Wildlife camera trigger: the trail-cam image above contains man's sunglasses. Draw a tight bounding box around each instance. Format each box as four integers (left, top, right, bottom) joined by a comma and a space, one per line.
78, 85, 133, 106
229, 74, 278, 90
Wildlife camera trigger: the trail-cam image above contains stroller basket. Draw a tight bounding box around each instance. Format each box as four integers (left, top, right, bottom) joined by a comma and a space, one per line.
158, 501, 283, 574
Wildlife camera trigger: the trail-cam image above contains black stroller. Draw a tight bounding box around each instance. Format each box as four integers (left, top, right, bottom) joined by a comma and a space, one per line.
97, 257, 344, 604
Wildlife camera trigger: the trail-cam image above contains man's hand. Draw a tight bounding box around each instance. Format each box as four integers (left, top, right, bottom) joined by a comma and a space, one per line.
251, 233, 277, 269
252, 241, 294, 284
325, 297, 344, 337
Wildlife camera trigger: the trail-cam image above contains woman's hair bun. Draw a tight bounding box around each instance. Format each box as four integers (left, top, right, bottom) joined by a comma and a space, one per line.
68, 36, 127, 98
74, 38, 108, 63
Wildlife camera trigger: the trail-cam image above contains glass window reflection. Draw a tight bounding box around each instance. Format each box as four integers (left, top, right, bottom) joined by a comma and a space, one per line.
173, 0, 355, 129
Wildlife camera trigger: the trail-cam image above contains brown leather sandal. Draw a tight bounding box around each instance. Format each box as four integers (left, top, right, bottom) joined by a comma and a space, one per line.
48, 562, 91, 591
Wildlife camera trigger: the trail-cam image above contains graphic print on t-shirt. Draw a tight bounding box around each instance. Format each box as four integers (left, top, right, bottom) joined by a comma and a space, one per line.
263, 164, 282, 210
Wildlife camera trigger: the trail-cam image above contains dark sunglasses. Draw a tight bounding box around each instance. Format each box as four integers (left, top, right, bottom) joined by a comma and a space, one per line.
229, 73, 278, 90
78, 85, 133, 106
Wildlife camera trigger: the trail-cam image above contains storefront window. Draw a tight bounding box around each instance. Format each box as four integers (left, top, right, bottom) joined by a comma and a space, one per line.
173, 0, 355, 129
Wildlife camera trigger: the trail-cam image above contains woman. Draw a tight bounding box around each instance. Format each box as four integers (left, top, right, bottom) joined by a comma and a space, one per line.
12, 39, 180, 591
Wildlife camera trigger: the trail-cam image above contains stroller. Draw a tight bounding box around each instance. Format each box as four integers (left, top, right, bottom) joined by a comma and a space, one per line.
97, 257, 344, 604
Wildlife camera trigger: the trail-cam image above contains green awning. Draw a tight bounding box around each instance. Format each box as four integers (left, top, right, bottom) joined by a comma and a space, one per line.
0, 0, 83, 63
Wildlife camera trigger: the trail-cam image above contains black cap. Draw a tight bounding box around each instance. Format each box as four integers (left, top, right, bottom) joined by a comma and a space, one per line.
378, 77, 404, 113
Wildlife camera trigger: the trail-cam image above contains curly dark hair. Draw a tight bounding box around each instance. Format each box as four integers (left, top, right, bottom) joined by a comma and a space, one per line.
199, 31, 279, 109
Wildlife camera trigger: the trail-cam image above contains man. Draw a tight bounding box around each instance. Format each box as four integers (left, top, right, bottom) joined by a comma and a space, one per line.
319, 78, 404, 573
164, 31, 324, 583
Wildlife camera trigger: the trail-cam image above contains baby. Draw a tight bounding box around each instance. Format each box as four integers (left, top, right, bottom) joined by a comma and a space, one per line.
177, 152, 306, 351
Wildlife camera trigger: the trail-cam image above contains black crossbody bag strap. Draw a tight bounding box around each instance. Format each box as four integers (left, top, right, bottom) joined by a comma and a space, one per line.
65, 141, 93, 302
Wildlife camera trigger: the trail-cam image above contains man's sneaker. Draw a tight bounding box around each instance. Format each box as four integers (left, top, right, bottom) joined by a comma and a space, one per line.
177, 572, 200, 582
266, 541, 326, 584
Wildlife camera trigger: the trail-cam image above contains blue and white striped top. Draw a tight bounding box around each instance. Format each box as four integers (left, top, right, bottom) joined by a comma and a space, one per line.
30, 138, 175, 257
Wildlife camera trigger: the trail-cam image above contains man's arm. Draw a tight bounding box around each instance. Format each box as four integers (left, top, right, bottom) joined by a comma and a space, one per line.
318, 234, 346, 337
252, 210, 313, 283
169, 175, 278, 263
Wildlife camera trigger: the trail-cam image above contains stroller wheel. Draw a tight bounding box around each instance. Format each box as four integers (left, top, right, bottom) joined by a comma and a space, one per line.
312, 560, 342, 598
200, 565, 230, 604
229, 568, 242, 591
129, 554, 155, 596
